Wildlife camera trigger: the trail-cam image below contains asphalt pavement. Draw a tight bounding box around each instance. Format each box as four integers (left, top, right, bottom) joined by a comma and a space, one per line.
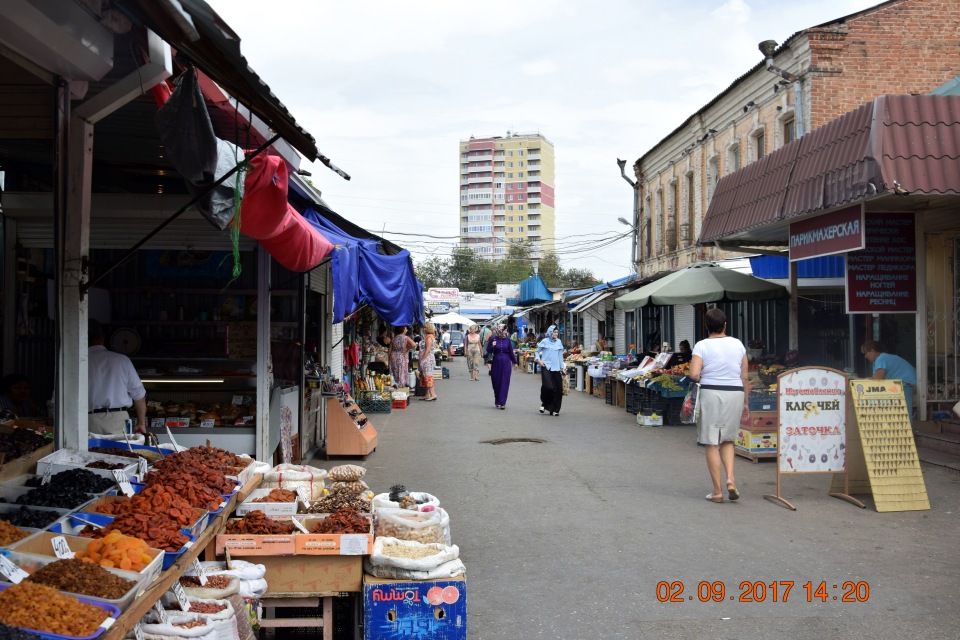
312, 359, 960, 640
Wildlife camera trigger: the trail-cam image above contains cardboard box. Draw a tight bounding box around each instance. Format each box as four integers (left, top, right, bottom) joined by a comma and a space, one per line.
261, 555, 362, 594
294, 516, 374, 556
736, 427, 778, 452
0, 442, 54, 484
236, 488, 299, 517
638, 414, 663, 427
363, 574, 467, 640
216, 520, 297, 556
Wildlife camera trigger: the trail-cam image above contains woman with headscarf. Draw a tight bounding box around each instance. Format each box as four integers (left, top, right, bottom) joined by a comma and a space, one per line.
535, 325, 565, 416
486, 323, 518, 409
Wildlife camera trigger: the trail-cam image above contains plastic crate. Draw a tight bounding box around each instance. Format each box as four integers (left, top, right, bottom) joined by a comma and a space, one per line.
357, 391, 392, 414
664, 397, 684, 425
748, 392, 777, 411
391, 399, 407, 410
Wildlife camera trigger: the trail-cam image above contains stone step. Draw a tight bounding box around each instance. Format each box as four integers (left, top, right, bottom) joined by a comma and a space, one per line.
916, 431, 960, 457
918, 447, 960, 473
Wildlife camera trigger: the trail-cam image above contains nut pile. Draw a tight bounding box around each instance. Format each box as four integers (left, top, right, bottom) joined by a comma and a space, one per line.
173, 620, 208, 629
179, 575, 233, 589
304, 494, 372, 514
327, 464, 365, 482
380, 544, 442, 559
166, 601, 226, 614
376, 513, 445, 545
26, 558, 134, 599
309, 508, 369, 534
224, 511, 294, 535
0, 582, 111, 637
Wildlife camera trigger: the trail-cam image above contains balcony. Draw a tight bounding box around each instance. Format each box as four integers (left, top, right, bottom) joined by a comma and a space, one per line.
467, 163, 493, 173
463, 153, 493, 163
526, 230, 542, 237
527, 196, 541, 204
468, 175, 492, 184
527, 184, 541, 193
527, 153, 541, 161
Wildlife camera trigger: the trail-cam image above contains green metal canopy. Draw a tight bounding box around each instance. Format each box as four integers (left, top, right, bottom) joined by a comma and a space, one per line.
614, 262, 788, 309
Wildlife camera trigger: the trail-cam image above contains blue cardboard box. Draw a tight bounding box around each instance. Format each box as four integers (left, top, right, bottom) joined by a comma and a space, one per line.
363, 574, 466, 640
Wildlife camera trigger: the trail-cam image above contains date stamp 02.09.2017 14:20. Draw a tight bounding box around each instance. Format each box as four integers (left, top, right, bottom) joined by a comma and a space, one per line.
656, 581, 870, 604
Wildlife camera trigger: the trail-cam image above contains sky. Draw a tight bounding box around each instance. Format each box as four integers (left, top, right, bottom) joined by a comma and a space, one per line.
212, 0, 880, 282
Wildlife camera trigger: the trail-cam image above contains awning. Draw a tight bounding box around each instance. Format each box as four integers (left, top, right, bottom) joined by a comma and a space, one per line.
515, 299, 560, 317
700, 94, 960, 246
518, 275, 553, 305
121, 0, 341, 172
301, 205, 424, 326
570, 291, 614, 314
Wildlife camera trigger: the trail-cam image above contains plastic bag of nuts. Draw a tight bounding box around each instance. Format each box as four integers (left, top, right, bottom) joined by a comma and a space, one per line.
375, 508, 445, 545
326, 464, 365, 482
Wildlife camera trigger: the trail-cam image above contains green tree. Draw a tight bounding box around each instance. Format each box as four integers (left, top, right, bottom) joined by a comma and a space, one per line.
447, 248, 479, 291
497, 242, 533, 284
562, 268, 597, 289
414, 256, 448, 289
537, 252, 563, 288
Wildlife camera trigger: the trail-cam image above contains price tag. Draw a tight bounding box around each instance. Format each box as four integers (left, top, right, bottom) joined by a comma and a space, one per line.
191, 559, 208, 586
296, 486, 311, 508
0, 555, 29, 584
290, 517, 310, 534
41, 466, 53, 485
224, 548, 234, 570
112, 469, 135, 497
231, 395, 245, 406
153, 601, 168, 624
137, 456, 148, 479
171, 581, 191, 612
51, 535, 75, 559
150, 418, 165, 429
133, 622, 145, 640
200, 419, 215, 428
165, 426, 184, 452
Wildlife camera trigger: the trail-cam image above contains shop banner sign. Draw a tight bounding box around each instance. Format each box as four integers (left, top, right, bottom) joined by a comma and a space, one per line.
789, 205, 864, 261
777, 368, 847, 474
427, 288, 459, 301
846, 212, 917, 313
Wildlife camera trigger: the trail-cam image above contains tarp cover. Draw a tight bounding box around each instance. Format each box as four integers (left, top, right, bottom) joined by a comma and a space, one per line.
519, 275, 553, 305
302, 206, 424, 326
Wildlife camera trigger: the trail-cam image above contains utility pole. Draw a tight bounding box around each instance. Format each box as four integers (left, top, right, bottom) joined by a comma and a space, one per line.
617, 158, 640, 273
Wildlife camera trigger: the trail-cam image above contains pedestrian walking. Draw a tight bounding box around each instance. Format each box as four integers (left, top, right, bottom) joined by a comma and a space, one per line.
688, 308, 747, 504
419, 323, 438, 402
465, 324, 483, 381
535, 325, 565, 416
390, 326, 417, 387
486, 323, 518, 409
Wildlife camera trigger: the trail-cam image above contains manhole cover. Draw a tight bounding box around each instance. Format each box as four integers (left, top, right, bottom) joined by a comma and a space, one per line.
480, 438, 547, 445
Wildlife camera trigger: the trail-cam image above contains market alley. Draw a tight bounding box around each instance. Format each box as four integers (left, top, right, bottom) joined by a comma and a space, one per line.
317, 359, 960, 640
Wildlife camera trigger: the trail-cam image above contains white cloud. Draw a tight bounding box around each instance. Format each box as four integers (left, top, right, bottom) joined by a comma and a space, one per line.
521, 60, 559, 76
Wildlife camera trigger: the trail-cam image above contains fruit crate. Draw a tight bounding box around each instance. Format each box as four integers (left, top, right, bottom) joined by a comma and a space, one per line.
391, 399, 407, 410
664, 397, 684, 425
357, 391, 392, 414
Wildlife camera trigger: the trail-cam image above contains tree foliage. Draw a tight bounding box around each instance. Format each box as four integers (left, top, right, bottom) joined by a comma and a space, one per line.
414, 249, 597, 293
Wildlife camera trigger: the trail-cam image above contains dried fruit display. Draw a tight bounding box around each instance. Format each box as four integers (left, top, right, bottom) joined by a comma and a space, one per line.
16, 484, 91, 509
47, 468, 116, 493
224, 511, 294, 535
309, 508, 370, 534
165, 601, 226, 614
26, 558, 134, 599
327, 464, 365, 482
74, 530, 155, 571
253, 489, 296, 503
85, 461, 126, 471
94, 485, 201, 528
0, 582, 111, 637
1, 506, 61, 529
142, 471, 223, 511
173, 620, 208, 629
0, 430, 47, 461
82, 512, 190, 552
0, 520, 30, 546
184, 445, 247, 469
303, 494, 372, 514
147, 457, 235, 495
0, 622, 45, 640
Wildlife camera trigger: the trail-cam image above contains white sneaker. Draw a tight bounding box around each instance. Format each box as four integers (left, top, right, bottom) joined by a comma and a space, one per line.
539, 406, 545, 414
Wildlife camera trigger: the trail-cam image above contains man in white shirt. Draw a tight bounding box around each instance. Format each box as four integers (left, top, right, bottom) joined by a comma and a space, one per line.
88, 320, 147, 435
441, 328, 452, 353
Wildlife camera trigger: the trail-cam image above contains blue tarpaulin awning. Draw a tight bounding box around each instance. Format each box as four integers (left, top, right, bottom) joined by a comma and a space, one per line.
301, 206, 424, 326
519, 275, 553, 305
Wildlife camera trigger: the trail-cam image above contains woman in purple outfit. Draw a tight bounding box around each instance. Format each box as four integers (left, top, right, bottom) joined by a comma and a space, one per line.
486, 324, 518, 409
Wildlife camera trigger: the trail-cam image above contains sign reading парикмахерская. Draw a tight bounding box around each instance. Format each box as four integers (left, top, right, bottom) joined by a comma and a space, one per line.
789, 205, 864, 261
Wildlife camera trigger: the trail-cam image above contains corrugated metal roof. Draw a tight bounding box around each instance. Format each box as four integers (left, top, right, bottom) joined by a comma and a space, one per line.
700, 94, 960, 243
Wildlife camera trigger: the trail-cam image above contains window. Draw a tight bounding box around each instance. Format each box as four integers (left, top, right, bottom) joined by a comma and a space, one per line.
508, 195, 514, 202
519, 227, 524, 233
508, 216, 513, 221
753, 129, 765, 160
494, 182, 503, 188
508, 162, 513, 168
508, 151, 513, 157
519, 215, 524, 221
783, 117, 795, 145
656, 188, 664, 254
518, 150, 524, 156
508, 205, 514, 211
667, 181, 678, 252
727, 143, 740, 174
508, 173, 513, 178
508, 227, 513, 233
519, 205, 524, 210
644, 195, 653, 257
519, 161, 524, 167
706, 156, 719, 204
684, 172, 695, 246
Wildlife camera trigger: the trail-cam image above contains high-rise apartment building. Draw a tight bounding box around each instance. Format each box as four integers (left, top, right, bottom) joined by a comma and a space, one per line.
459, 132, 555, 261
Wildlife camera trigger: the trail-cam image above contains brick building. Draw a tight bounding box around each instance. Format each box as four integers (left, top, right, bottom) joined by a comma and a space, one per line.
629, 0, 960, 278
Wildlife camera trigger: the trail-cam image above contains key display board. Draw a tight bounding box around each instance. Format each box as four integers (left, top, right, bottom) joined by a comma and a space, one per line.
778, 368, 847, 474
849, 379, 930, 512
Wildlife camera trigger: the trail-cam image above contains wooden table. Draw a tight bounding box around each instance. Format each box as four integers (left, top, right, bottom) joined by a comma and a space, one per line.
99, 474, 263, 640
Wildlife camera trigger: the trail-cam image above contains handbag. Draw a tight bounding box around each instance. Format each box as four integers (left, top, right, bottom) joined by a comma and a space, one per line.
561, 370, 570, 396
680, 382, 700, 424
484, 351, 494, 365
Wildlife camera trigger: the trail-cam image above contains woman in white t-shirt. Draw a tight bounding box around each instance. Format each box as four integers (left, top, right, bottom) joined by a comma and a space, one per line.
688, 308, 748, 504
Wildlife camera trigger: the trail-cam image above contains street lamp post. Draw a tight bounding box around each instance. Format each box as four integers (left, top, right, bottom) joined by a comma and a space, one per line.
617, 158, 640, 273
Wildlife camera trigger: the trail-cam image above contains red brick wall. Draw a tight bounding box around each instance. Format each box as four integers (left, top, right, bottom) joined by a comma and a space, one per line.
807, 0, 960, 129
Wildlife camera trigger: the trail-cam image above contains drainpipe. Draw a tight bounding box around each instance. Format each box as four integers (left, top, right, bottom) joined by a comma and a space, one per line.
616, 159, 641, 272
758, 40, 804, 138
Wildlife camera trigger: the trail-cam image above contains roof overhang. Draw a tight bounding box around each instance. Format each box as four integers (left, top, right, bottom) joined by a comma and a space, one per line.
700, 95, 960, 246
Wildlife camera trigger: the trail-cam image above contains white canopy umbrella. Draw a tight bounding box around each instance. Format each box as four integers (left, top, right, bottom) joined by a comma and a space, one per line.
429, 312, 476, 327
